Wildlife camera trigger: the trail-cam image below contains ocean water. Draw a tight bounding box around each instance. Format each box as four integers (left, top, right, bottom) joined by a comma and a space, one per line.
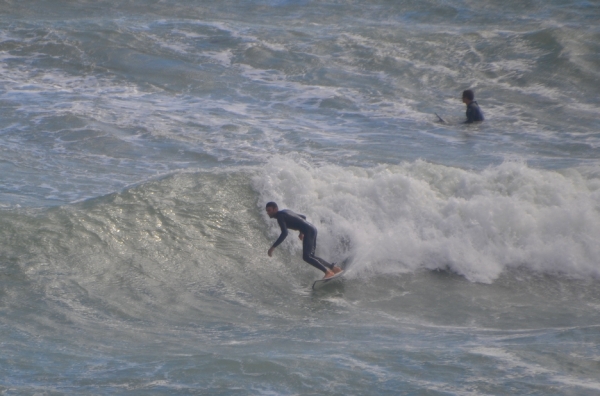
1, 0, 600, 394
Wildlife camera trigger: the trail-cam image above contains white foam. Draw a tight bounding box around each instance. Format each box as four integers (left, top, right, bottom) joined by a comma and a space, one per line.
254, 156, 600, 283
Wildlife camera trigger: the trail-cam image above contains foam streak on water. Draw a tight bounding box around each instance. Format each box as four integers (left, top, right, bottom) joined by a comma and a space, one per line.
1, 0, 600, 394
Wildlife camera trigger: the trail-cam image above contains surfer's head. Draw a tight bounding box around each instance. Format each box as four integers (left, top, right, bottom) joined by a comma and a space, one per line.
462, 89, 474, 104
266, 201, 279, 218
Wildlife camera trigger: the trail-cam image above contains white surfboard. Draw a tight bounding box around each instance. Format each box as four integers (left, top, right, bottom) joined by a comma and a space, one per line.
312, 270, 345, 290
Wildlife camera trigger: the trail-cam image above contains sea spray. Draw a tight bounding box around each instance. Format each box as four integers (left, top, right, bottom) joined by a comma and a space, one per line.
255, 156, 600, 282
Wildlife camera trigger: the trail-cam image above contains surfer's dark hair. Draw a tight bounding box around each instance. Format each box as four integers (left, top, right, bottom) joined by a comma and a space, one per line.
266, 202, 278, 210
462, 89, 475, 101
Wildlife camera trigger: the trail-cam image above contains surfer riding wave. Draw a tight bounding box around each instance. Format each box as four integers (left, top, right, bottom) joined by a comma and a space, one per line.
266, 202, 342, 279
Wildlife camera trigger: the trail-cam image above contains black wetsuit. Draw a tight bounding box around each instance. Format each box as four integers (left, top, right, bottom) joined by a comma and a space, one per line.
271, 209, 333, 273
465, 101, 484, 123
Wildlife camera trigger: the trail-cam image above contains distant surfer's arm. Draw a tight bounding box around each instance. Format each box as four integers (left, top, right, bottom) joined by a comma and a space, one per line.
465, 108, 474, 124
465, 102, 484, 123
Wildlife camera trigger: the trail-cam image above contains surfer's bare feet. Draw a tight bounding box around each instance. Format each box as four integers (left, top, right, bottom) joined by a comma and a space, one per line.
323, 270, 336, 279
332, 266, 342, 274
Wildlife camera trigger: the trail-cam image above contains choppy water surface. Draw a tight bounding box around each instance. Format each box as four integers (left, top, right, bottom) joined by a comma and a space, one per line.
1, 0, 600, 394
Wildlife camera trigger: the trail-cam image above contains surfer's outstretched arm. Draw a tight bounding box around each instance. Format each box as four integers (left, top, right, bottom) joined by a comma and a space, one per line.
268, 217, 288, 257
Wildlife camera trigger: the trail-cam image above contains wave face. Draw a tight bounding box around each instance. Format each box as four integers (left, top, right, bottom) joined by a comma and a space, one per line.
2, 164, 600, 393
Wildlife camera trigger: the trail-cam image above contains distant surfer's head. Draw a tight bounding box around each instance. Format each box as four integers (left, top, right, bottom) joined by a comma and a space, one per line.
266, 201, 278, 218
462, 89, 474, 103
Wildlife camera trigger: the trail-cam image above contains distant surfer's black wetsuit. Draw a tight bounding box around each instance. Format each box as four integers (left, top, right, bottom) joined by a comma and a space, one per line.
465, 101, 484, 123
271, 209, 334, 273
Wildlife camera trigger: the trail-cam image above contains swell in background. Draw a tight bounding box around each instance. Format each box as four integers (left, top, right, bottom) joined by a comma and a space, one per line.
1, 0, 600, 208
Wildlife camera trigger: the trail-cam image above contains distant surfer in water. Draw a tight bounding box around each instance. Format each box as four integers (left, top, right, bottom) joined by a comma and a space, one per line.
266, 202, 342, 279
462, 89, 484, 123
